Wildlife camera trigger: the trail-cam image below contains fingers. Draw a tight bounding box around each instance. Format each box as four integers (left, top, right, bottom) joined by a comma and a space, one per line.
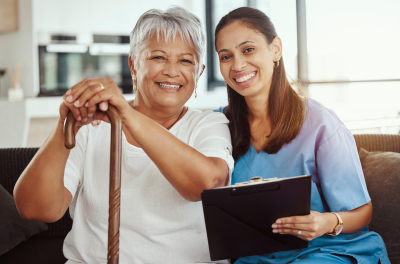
73, 82, 106, 108
273, 228, 315, 241
87, 105, 97, 118
61, 96, 81, 121
272, 212, 323, 241
79, 107, 88, 122
66, 78, 109, 105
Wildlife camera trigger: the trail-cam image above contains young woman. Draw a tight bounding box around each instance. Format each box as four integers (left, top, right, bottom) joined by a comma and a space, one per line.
215, 7, 389, 264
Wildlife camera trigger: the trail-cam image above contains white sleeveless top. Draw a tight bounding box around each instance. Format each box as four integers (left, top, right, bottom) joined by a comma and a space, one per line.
63, 108, 233, 264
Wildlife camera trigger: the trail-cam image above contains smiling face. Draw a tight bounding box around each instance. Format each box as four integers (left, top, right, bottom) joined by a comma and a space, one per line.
130, 33, 203, 112
216, 21, 281, 99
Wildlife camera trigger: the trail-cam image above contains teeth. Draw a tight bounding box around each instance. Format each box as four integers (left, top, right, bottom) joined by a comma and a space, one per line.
157, 82, 181, 89
236, 73, 256, 83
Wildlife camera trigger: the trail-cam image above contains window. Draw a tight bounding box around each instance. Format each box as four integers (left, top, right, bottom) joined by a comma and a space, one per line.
206, 0, 400, 133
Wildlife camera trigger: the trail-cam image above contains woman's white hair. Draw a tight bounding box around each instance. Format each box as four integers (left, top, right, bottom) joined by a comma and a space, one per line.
129, 6, 206, 77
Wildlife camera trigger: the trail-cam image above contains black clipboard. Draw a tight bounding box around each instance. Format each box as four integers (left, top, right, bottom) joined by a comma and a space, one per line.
201, 175, 311, 261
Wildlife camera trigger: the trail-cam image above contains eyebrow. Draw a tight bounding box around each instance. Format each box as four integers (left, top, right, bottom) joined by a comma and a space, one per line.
150, 50, 194, 57
217, 41, 255, 54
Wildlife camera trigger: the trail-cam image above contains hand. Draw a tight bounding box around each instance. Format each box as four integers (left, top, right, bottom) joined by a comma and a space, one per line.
271, 211, 337, 241
63, 78, 131, 126
59, 79, 99, 129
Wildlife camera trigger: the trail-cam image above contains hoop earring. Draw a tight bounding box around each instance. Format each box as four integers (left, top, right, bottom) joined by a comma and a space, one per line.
195, 84, 197, 98
274, 60, 280, 68
133, 76, 137, 91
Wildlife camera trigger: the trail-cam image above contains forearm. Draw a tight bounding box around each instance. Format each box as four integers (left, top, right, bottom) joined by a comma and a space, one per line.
324, 202, 372, 234
122, 108, 228, 201
14, 120, 72, 222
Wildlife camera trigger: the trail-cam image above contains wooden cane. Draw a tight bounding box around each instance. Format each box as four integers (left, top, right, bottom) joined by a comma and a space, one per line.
64, 106, 122, 264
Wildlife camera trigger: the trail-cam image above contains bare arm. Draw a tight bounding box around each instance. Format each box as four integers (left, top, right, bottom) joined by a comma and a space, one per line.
68, 78, 231, 202
14, 80, 97, 222
272, 202, 373, 241
14, 120, 73, 222
121, 107, 229, 201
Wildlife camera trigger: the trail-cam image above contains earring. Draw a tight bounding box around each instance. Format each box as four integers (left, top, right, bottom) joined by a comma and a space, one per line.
223, 79, 227, 84
274, 60, 280, 68
195, 84, 197, 98
133, 76, 137, 91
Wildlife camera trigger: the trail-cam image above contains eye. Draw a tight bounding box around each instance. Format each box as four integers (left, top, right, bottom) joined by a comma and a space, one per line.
181, 59, 193, 64
244, 47, 255, 53
153, 56, 165, 60
220, 55, 232, 61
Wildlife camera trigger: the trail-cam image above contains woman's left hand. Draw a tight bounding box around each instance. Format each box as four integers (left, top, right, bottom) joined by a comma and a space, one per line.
65, 78, 131, 125
271, 211, 336, 241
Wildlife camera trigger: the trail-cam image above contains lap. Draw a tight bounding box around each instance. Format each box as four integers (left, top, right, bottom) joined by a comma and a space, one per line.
288, 252, 357, 264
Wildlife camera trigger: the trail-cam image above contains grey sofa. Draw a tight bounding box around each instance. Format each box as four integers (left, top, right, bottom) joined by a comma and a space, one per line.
0, 134, 399, 263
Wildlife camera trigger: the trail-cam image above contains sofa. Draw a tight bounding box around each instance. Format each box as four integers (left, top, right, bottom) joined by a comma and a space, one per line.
0, 134, 399, 264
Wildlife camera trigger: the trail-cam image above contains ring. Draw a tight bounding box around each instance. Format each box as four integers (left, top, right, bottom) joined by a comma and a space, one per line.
297, 230, 302, 236
99, 83, 104, 91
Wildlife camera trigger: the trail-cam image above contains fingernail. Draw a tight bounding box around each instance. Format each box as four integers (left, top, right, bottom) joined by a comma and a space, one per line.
67, 95, 73, 102
272, 229, 278, 233
85, 102, 89, 107
271, 224, 277, 228
83, 118, 87, 122
88, 113, 94, 117
276, 220, 281, 223
74, 100, 80, 107
92, 121, 96, 126
77, 116, 81, 121
66, 89, 71, 95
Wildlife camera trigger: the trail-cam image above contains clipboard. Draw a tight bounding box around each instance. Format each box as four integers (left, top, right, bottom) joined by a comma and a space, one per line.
201, 175, 311, 261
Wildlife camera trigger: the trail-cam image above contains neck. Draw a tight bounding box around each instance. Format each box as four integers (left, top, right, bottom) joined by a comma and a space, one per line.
245, 89, 270, 122
131, 93, 185, 129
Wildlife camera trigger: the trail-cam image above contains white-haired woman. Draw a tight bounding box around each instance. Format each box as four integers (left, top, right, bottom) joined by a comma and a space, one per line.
14, 7, 233, 264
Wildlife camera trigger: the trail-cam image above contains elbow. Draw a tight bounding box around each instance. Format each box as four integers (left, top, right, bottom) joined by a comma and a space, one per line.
14, 193, 63, 223
183, 173, 228, 202
366, 201, 373, 226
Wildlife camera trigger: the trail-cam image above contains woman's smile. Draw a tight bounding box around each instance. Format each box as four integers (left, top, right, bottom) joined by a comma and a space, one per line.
156, 81, 183, 91
233, 71, 257, 88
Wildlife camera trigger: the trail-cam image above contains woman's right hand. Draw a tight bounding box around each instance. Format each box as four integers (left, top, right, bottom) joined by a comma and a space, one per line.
59, 79, 106, 129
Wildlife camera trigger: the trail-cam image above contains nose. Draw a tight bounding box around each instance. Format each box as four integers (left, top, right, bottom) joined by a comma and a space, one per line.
231, 56, 247, 71
163, 61, 180, 78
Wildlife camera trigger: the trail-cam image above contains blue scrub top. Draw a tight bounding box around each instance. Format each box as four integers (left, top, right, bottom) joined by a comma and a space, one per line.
215, 99, 389, 264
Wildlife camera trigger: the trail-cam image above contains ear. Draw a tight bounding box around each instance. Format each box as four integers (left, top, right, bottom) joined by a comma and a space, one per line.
128, 56, 137, 77
271, 37, 282, 61
199, 64, 206, 78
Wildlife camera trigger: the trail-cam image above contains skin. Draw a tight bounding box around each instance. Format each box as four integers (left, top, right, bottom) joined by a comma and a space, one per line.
216, 21, 372, 241
14, 33, 229, 223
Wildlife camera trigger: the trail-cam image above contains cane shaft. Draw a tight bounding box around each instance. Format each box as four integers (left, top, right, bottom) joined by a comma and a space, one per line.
106, 106, 122, 264
64, 106, 122, 264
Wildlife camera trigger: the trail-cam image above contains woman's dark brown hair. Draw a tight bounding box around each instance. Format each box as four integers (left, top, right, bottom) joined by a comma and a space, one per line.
215, 7, 304, 160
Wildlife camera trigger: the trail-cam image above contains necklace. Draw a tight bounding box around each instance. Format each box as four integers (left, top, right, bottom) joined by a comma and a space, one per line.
167, 106, 186, 130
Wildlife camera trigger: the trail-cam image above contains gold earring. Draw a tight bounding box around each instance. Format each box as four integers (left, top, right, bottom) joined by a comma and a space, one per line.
195, 84, 197, 98
223, 79, 227, 84
133, 76, 137, 91
274, 60, 280, 68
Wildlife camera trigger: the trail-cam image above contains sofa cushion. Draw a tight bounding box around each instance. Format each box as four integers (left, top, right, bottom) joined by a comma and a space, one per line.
359, 148, 400, 261
0, 184, 48, 256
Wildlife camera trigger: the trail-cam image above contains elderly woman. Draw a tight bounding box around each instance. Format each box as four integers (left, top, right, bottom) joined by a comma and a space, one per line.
14, 7, 233, 264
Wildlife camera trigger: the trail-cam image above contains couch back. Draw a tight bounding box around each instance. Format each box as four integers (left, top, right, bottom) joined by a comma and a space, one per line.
353, 134, 400, 263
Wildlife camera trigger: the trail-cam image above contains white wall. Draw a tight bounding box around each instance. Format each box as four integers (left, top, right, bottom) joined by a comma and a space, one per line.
0, 0, 227, 109
0, 0, 38, 97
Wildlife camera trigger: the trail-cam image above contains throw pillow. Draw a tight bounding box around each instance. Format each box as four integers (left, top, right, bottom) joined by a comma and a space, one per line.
359, 148, 400, 260
0, 184, 48, 256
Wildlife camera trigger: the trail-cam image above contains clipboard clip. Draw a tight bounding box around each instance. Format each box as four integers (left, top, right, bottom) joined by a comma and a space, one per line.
234, 176, 279, 186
